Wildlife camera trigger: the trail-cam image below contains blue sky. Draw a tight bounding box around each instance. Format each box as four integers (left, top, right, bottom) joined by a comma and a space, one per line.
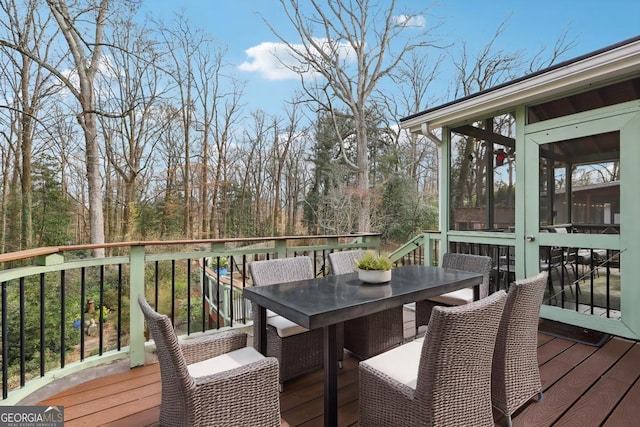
140, 0, 640, 118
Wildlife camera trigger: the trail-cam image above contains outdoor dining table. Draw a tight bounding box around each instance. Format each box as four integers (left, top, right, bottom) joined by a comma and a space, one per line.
243, 264, 483, 427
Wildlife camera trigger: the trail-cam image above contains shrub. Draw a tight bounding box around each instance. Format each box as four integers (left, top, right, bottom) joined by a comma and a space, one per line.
355, 251, 393, 270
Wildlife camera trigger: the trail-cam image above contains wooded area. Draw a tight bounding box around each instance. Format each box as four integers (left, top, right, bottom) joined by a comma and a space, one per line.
0, 0, 572, 254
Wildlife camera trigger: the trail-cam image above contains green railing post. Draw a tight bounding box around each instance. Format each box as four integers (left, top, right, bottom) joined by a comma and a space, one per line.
363, 235, 381, 253
423, 233, 435, 266
129, 245, 146, 368
275, 240, 287, 259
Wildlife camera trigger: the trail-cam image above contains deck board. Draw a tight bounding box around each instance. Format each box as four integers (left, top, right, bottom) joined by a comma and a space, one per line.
30, 308, 640, 427
603, 378, 640, 426
514, 337, 632, 426
555, 341, 640, 426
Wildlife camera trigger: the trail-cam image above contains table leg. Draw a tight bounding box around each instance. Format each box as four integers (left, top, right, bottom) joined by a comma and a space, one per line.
256, 306, 267, 355
323, 324, 337, 427
473, 283, 480, 301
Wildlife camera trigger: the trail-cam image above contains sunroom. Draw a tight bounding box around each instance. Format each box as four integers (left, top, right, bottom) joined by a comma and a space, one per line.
400, 35, 640, 340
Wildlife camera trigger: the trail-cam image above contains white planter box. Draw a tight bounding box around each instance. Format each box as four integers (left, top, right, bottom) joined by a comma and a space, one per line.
357, 269, 392, 284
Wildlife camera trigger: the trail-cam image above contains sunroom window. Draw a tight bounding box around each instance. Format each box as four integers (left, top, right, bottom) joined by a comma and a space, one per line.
449, 115, 516, 231
539, 131, 620, 234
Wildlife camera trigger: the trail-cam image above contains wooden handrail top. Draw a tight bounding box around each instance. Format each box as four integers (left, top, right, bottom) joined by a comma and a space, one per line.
0, 233, 381, 264
0, 247, 60, 263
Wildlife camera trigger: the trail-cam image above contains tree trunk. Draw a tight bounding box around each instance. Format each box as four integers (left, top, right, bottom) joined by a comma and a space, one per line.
20, 77, 33, 249
48, 0, 107, 257
355, 115, 370, 232
80, 101, 106, 256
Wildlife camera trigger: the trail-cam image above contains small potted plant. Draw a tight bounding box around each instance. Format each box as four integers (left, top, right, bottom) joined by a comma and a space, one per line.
355, 251, 393, 284
210, 256, 229, 276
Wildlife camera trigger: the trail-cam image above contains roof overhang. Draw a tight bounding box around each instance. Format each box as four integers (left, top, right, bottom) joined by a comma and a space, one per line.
401, 36, 640, 133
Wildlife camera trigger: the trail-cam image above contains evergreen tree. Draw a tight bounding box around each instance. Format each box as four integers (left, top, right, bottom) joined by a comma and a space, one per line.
32, 156, 72, 247
379, 175, 422, 242
303, 112, 354, 234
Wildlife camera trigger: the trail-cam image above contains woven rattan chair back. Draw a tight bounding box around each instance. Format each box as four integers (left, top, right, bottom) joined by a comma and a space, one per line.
415, 290, 507, 426
415, 252, 493, 334
441, 252, 492, 299
492, 271, 548, 427
138, 295, 195, 426
328, 249, 403, 359
248, 256, 330, 389
329, 250, 364, 275
249, 256, 314, 287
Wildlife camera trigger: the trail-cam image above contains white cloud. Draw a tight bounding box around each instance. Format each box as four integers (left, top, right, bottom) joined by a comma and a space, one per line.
238, 42, 301, 81
239, 38, 356, 81
55, 55, 120, 99
394, 14, 425, 28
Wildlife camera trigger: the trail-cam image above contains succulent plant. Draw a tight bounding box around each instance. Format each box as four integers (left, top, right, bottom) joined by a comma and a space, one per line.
355, 251, 393, 271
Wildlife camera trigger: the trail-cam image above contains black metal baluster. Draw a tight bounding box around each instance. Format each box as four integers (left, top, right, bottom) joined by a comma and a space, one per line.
154, 261, 159, 310
589, 250, 595, 314
117, 264, 122, 350
242, 254, 248, 324
560, 248, 566, 309
187, 259, 191, 335
80, 267, 85, 360
19, 278, 25, 387
605, 250, 611, 318
60, 270, 65, 369
202, 257, 207, 333
229, 256, 234, 328
215, 257, 220, 328
2, 281, 7, 399
40, 274, 45, 377
99, 265, 104, 355
171, 260, 176, 324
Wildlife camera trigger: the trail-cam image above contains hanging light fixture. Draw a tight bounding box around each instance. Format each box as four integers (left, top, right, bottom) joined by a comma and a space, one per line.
494, 148, 507, 167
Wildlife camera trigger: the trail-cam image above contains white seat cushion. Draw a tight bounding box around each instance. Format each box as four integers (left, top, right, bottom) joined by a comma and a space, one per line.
428, 288, 473, 306
187, 346, 265, 378
266, 309, 279, 318
360, 340, 423, 390
267, 315, 309, 338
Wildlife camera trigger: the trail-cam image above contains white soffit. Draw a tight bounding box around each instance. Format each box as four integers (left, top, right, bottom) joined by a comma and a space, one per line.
402, 39, 640, 132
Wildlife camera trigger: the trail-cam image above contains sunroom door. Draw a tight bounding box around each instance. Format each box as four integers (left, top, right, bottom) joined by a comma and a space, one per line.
523, 103, 640, 339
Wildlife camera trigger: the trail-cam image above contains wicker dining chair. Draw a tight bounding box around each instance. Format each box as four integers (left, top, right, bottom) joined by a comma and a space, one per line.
138, 295, 280, 427
248, 256, 343, 391
329, 250, 404, 359
415, 252, 492, 334
492, 271, 548, 427
359, 290, 508, 426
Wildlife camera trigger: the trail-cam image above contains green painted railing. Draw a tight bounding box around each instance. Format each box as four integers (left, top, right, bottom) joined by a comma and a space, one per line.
1, 230, 624, 405
389, 230, 626, 338
0, 234, 380, 404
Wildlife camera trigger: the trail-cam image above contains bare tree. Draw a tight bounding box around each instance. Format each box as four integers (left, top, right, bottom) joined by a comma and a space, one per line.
235, 110, 274, 236
155, 102, 184, 239
0, 0, 63, 249
157, 13, 203, 238
191, 42, 244, 238
269, 0, 438, 232
283, 134, 311, 234
269, 98, 307, 235
0, 138, 11, 252
452, 22, 525, 101
46, 0, 109, 256
528, 28, 577, 73
394, 51, 442, 193
98, 13, 164, 242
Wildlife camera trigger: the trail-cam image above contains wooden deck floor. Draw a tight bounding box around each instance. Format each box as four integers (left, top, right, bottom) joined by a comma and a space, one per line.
30, 309, 640, 426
